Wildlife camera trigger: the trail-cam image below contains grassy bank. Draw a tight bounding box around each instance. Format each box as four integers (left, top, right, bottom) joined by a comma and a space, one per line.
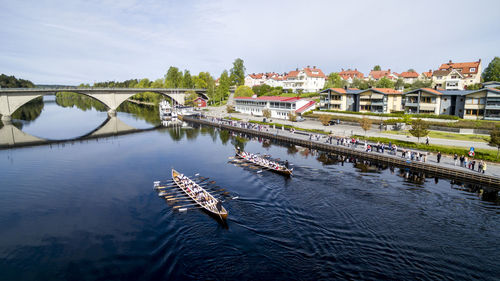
355, 135, 499, 163
382, 130, 490, 142
247, 120, 327, 135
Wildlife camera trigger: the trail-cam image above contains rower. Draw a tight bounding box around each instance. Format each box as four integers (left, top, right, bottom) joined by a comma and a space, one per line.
285, 160, 289, 168
216, 200, 223, 212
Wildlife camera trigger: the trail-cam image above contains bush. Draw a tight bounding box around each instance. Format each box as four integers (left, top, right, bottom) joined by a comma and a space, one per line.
319, 114, 332, 125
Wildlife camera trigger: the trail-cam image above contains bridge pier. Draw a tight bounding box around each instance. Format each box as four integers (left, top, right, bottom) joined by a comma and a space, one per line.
107, 109, 116, 117
1, 115, 12, 125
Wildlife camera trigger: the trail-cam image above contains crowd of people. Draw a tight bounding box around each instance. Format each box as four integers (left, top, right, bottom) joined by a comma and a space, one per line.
202, 116, 491, 175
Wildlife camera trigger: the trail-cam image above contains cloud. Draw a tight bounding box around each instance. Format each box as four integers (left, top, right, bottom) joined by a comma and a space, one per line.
0, 0, 499, 84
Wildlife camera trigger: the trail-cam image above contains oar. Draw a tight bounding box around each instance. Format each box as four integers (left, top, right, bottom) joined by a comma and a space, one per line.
173, 203, 200, 209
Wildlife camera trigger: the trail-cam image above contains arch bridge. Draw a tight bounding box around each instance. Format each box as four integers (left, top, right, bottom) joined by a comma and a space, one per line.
0, 87, 208, 123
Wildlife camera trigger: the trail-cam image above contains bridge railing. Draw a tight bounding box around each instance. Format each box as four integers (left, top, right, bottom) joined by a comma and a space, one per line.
0, 87, 207, 92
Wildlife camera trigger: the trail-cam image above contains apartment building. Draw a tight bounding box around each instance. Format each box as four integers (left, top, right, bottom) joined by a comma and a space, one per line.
357, 88, 403, 113
282, 66, 326, 93
319, 88, 361, 111
438, 59, 482, 87
403, 87, 500, 120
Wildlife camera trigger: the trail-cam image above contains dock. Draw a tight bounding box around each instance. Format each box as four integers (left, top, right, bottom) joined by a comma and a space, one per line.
182, 116, 500, 190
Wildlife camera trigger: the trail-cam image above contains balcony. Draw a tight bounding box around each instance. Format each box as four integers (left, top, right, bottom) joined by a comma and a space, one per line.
371, 100, 385, 106
405, 102, 419, 107
485, 104, 500, 109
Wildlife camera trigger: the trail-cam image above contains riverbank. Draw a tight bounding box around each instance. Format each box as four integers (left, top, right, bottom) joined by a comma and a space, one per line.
203, 106, 500, 163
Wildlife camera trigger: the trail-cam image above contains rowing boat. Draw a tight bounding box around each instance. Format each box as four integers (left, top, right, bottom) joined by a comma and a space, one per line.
235, 152, 293, 176
171, 169, 228, 220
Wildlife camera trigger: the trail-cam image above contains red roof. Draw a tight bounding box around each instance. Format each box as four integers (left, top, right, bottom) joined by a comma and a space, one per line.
369, 70, 392, 79
439, 60, 481, 75
235, 96, 302, 102
286, 70, 299, 78
295, 101, 316, 113
339, 69, 364, 80
400, 71, 419, 78
421, 70, 432, 78
421, 88, 442, 95
303, 67, 325, 78
372, 88, 402, 94
327, 88, 359, 94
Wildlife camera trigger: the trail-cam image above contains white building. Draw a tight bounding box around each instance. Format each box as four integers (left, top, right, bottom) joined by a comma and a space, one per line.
244, 73, 266, 87
432, 69, 465, 90
282, 66, 326, 93
438, 59, 482, 88
234, 96, 316, 119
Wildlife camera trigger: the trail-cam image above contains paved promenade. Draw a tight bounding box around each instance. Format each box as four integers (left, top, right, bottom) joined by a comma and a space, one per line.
204, 107, 500, 178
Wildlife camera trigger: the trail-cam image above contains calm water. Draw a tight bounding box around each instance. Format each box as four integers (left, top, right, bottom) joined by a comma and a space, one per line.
1, 97, 500, 280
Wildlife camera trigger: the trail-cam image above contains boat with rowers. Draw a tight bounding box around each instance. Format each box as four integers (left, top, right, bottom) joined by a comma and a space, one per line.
170, 169, 228, 220
235, 149, 293, 176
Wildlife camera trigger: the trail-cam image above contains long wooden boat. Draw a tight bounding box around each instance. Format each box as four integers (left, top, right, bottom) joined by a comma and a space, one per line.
235, 152, 293, 176
171, 169, 228, 220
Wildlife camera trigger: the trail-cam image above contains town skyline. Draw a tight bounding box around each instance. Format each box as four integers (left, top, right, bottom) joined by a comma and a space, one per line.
1, 0, 499, 85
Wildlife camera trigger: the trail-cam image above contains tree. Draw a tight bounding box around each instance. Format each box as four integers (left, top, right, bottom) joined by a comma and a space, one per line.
234, 85, 254, 97
215, 70, 230, 103
408, 79, 432, 90
465, 83, 482, 90
164, 66, 183, 88
182, 70, 194, 88
252, 84, 272, 96
319, 114, 332, 126
408, 118, 429, 143
262, 109, 271, 119
352, 78, 369, 90
136, 78, 151, 88
288, 112, 297, 122
184, 90, 198, 106
0, 74, 35, 88
489, 124, 500, 160
483, 57, 500, 82
407, 68, 416, 72
359, 117, 373, 136
230, 58, 246, 86
395, 78, 405, 89
151, 78, 164, 88
376, 77, 395, 88
324, 73, 346, 89
373, 65, 381, 71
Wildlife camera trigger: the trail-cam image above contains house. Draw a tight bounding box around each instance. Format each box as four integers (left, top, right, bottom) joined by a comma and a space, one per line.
432, 69, 465, 90
368, 69, 399, 81
234, 96, 316, 119
399, 71, 419, 84
419, 69, 433, 81
438, 59, 482, 88
339, 68, 364, 84
357, 88, 403, 113
244, 73, 265, 87
402, 87, 500, 120
193, 97, 207, 107
282, 66, 326, 93
319, 88, 361, 111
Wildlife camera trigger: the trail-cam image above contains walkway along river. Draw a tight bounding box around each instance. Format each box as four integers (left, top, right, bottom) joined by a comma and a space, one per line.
182, 116, 500, 192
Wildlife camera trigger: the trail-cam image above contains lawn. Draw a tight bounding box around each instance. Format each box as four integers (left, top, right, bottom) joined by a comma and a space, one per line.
382, 130, 490, 142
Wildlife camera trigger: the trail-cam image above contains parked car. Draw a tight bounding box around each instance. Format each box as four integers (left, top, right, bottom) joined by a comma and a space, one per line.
295, 116, 306, 122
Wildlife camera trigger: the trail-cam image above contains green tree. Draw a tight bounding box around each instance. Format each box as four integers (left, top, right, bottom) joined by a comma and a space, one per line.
0, 74, 35, 88
324, 72, 346, 89
252, 84, 272, 96
408, 79, 432, 90
395, 78, 405, 89
373, 65, 381, 71
215, 70, 230, 103
489, 124, 500, 160
483, 57, 500, 82
164, 66, 183, 88
407, 69, 416, 72
408, 118, 429, 143
182, 70, 194, 88
466, 83, 482, 90
359, 117, 373, 136
136, 78, 151, 88
229, 58, 246, 86
288, 112, 297, 122
234, 85, 254, 97
183, 90, 198, 106
376, 77, 395, 88
352, 78, 369, 90
151, 78, 164, 88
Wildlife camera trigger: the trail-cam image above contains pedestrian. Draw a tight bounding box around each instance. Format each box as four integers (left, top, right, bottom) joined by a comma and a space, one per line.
437, 151, 441, 163
471, 160, 476, 170
478, 160, 483, 173
464, 156, 468, 168
453, 154, 458, 166
459, 155, 465, 167
381, 143, 385, 153
426, 136, 430, 145
482, 162, 487, 174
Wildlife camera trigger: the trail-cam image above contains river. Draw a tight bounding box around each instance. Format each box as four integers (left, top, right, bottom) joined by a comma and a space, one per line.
1, 96, 499, 280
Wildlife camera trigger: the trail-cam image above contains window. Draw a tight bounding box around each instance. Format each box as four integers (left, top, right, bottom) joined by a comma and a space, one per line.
470, 67, 476, 72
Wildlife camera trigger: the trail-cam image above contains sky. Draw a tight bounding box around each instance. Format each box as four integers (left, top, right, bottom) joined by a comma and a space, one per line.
1, 0, 499, 85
